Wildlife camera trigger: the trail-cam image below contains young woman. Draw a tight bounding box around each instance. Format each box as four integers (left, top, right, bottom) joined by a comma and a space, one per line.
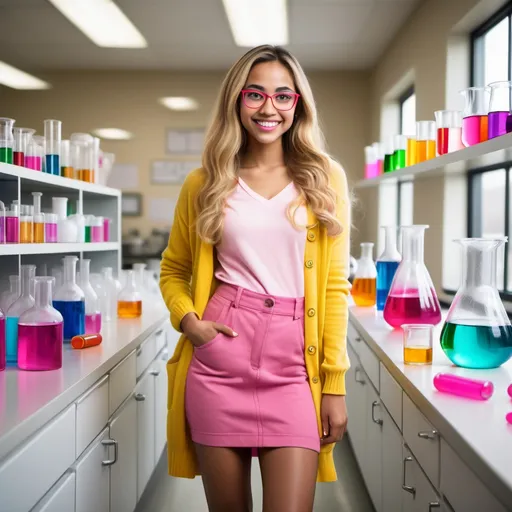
160, 45, 351, 512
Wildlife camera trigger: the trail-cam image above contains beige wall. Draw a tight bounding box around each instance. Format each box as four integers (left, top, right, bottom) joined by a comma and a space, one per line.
0, 69, 370, 245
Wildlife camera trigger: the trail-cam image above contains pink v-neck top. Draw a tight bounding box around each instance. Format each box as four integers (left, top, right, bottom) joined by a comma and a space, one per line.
215, 177, 307, 298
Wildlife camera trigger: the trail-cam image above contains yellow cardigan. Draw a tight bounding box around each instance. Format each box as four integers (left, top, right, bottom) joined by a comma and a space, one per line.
160, 166, 351, 483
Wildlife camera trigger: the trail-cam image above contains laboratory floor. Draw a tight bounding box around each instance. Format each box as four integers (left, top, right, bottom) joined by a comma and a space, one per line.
135, 436, 374, 512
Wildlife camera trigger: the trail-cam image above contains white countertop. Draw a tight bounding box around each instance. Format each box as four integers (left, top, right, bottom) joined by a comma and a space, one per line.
349, 307, 512, 509
0, 305, 169, 461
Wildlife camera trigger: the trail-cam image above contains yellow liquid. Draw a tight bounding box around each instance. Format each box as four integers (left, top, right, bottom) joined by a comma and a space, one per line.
20, 221, 33, 243
61, 166, 74, 179
416, 140, 436, 162
33, 222, 45, 243
406, 138, 417, 166
78, 169, 94, 183
404, 346, 432, 365
351, 278, 376, 307
118, 300, 142, 318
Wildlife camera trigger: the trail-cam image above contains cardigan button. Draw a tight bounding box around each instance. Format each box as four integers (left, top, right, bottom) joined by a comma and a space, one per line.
312, 376, 319, 384
307, 346, 316, 355
305, 260, 314, 269
307, 231, 316, 242
307, 308, 316, 317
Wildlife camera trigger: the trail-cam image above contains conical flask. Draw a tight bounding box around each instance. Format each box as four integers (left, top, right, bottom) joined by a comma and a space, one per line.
79, 259, 101, 334
351, 243, 377, 307
376, 226, 401, 311
133, 263, 149, 302
440, 238, 512, 369
383, 225, 441, 328
118, 270, 142, 318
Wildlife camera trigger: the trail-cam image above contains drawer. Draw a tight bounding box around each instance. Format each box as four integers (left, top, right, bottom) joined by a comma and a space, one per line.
136, 335, 157, 378
32, 471, 76, 512
358, 338, 379, 390
154, 327, 166, 355
402, 393, 440, 487
109, 350, 136, 415
0, 405, 76, 512
440, 439, 507, 512
379, 362, 402, 430
76, 375, 109, 456
347, 322, 362, 355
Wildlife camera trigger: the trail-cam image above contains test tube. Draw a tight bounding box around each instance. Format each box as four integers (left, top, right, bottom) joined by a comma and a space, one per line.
19, 205, 33, 244
13, 128, 26, 166
372, 142, 384, 175
393, 135, 407, 170
406, 135, 417, 166
403, 324, 433, 365
103, 217, 111, 242
32, 192, 45, 243
33, 136, 46, 172
85, 215, 93, 242
91, 136, 100, 184
383, 137, 394, 173
45, 213, 58, 243
25, 133, 42, 171
71, 133, 94, 182
6, 201, 19, 243
92, 216, 104, 242
433, 373, 494, 400
0, 118, 14, 164
60, 140, 74, 178
0, 200, 5, 244
364, 146, 378, 179
416, 121, 436, 162
434, 110, 463, 155
44, 120, 61, 175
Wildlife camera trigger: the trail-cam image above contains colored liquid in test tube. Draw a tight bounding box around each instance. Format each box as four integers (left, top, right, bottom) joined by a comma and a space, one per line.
393, 135, 407, 170
45, 214, 58, 243
103, 218, 111, 242
44, 119, 61, 176
91, 217, 103, 242
406, 138, 417, 166
383, 138, 394, 173
0, 117, 14, 164
19, 205, 33, 244
433, 373, 494, 400
6, 203, 19, 244
60, 139, 74, 178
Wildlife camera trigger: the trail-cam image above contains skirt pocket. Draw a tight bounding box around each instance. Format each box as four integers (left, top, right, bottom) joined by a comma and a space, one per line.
195, 296, 230, 350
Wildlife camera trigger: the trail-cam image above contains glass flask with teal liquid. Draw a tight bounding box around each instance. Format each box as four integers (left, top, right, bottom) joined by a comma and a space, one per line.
440, 238, 512, 369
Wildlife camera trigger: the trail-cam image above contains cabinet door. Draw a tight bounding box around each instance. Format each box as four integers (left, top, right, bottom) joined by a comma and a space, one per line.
32, 472, 76, 512
365, 384, 383, 512
136, 371, 156, 500
401, 446, 416, 512
153, 359, 168, 462
74, 428, 111, 512
412, 457, 441, 512
381, 406, 403, 512
110, 397, 137, 512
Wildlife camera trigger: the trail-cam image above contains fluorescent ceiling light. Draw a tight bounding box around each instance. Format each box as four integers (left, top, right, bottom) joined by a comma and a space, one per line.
159, 97, 199, 111
48, 0, 147, 48
92, 128, 133, 140
222, 0, 288, 47
0, 62, 50, 90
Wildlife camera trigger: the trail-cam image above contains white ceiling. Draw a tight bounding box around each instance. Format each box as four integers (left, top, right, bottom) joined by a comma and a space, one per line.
0, 0, 421, 71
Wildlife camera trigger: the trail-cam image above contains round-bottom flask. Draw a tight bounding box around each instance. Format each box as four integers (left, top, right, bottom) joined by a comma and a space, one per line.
118, 270, 142, 318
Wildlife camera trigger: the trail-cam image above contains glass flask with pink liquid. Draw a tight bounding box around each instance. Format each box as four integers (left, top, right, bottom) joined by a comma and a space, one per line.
79, 259, 101, 334
18, 277, 63, 371
488, 81, 512, 139
383, 225, 442, 328
460, 87, 490, 146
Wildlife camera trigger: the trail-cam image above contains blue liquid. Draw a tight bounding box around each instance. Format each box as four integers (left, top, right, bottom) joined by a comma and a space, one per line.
45, 154, 60, 176
376, 260, 399, 311
6, 317, 19, 364
53, 300, 85, 341
440, 322, 512, 369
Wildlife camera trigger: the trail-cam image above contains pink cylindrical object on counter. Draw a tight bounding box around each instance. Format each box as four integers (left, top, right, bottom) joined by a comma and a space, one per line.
433, 373, 494, 400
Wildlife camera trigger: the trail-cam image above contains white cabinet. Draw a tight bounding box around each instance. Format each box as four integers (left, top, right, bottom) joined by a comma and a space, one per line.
153, 359, 168, 462
135, 371, 156, 500
110, 397, 138, 512
381, 405, 402, 512
32, 472, 76, 512
365, 384, 383, 512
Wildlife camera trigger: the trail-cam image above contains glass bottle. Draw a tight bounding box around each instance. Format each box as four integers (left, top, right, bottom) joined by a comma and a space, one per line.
101, 267, 119, 321
0, 306, 5, 371
0, 199, 5, 244
6, 265, 36, 364
118, 270, 142, 318
488, 81, 512, 139
6, 201, 19, 244
18, 277, 63, 371
53, 256, 85, 341
79, 259, 101, 334
460, 87, 490, 146
0, 117, 14, 164
440, 238, 512, 369
383, 225, 441, 328
376, 226, 401, 311
0, 275, 20, 314
351, 243, 377, 307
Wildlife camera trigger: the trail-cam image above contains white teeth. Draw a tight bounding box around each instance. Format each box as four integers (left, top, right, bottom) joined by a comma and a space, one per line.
255, 120, 279, 127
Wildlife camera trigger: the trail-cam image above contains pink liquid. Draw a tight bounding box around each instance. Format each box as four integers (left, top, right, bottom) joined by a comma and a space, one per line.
377, 159, 384, 175
365, 162, 379, 179
383, 290, 442, 328
25, 156, 42, 171
0, 317, 5, 371
433, 373, 494, 401
17, 322, 63, 371
0, 217, 5, 244
103, 218, 110, 242
45, 223, 57, 243
91, 226, 103, 243
6, 216, 19, 243
85, 313, 102, 334
462, 115, 488, 146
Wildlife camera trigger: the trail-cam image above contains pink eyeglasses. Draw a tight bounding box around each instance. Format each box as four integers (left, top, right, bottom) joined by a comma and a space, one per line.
241, 89, 300, 111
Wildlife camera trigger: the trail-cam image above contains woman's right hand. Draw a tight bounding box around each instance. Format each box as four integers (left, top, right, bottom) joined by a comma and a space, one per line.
181, 312, 238, 348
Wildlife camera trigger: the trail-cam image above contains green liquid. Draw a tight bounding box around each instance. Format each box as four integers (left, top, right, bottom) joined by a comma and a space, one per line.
393, 149, 406, 169
0, 147, 13, 164
85, 226, 91, 243
384, 154, 394, 173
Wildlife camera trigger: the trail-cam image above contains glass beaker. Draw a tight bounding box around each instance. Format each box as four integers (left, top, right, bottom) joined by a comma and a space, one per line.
53, 256, 85, 341
18, 277, 63, 371
376, 226, 401, 311
488, 81, 512, 139
0, 275, 19, 314
19, 205, 33, 244
13, 127, 27, 166
351, 243, 377, 307
44, 119, 61, 175
416, 121, 436, 162
0, 199, 5, 244
372, 142, 384, 175
101, 267, 119, 321
0, 117, 14, 164
393, 135, 407, 170
6, 201, 19, 244
25, 132, 42, 171
70, 133, 93, 182
364, 145, 378, 179
118, 270, 142, 318
440, 238, 512, 369
403, 324, 433, 365
383, 225, 441, 328
100, 152, 115, 186
406, 136, 417, 166
32, 192, 45, 243
6, 265, 36, 364
79, 259, 101, 334
60, 140, 74, 178
383, 137, 394, 173
435, 110, 463, 155
91, 216, 104, 242
460, 87, 490, 146
91, 136, 100, 184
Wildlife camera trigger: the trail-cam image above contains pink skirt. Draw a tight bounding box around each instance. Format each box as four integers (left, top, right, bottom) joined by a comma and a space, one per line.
185, 284, 320, 452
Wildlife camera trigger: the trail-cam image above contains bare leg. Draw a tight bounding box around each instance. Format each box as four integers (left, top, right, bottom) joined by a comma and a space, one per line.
195, 445, 253, 512
259, 447, 318, 512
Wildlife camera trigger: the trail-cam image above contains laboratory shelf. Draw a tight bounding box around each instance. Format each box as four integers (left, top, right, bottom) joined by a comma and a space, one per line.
355, 132, 512, 188
0, 242, 120, 256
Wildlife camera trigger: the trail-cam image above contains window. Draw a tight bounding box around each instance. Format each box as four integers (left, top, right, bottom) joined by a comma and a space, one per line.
399, 86, 416, 136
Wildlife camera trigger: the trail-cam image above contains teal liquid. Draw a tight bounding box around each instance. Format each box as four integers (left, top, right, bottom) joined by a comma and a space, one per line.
6, 317, 19, 364
384, 154, 394, 173
393, 149, 406, 169
440, 321, 512, 369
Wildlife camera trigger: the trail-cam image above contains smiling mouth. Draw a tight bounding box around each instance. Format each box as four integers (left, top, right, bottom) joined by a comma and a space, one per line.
253, 120, 281, 130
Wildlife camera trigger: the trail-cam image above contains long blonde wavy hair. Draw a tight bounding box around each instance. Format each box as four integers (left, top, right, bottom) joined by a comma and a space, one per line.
196, 45, 343, 244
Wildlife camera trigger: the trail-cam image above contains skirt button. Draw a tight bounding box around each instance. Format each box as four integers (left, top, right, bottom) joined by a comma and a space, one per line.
264, 298, 275, 308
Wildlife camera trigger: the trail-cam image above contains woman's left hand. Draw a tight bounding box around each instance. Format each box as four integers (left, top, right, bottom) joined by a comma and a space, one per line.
320, 394, 348, 445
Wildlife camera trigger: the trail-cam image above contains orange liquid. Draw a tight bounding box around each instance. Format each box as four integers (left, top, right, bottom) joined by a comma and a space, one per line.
118, 300, 142, 318
416, 140, 436, 162
351, 278, 376, 307
61, 166, 74, 179
404, 346, 432, 365
20, 221, 33, 243
406, 138, 417, 166
33, 222, 45, 243
78, 169, 94, 183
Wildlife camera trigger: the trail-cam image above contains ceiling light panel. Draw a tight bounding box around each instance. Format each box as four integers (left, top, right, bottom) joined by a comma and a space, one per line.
0, 62, 50, 90
159, 97, 199, 111
92, 128, 133, 140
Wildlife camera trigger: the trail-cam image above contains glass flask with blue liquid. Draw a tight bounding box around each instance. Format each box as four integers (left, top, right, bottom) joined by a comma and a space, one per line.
376, 226, 401, 311
440, 238, 512, 368
53, 255, 85, 341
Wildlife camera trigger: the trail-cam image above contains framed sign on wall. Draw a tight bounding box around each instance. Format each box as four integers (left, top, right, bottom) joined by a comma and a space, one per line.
166, 129, 205, 155
150, 160, 201, 185
122, 192, 142, 217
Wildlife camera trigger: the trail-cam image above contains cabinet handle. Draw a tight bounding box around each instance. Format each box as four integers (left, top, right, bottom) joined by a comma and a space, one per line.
371, 401, 383, 425
355, 336, 362, 343
354, 367, 366, 385
134, 393, 146, 401
155, 329, 164, 336
402, 456, 416, 495
418, 430, 438, 440
150, 369, 160, 377
136, 348, 142, 357
101, 439, 118, 466
429, 502, 441, 511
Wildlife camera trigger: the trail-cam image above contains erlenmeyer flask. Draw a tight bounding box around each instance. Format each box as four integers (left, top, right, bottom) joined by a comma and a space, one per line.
133, 263, 148, 302
376, 227, 401, 311
460, 87, 490, 146
383, 225, 441, 328
440, 238, 512, 369
118, 270, 142, 318
351, 243, 377, 307
79, 259, 101, 334
488, 81, 512, 139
